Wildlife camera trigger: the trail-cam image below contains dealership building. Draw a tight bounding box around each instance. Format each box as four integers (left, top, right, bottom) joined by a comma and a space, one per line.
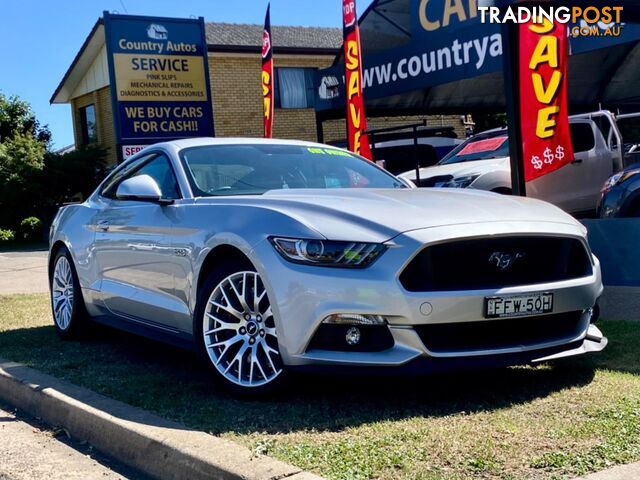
52, 12, 466, 165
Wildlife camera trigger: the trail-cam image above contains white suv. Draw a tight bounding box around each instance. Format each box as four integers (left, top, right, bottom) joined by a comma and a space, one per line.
400, 111, 624, 215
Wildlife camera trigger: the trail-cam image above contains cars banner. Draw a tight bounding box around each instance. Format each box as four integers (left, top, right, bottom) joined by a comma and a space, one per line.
262, 4, 274, 139
519, 19, 574, 182
342, 0, 372, 160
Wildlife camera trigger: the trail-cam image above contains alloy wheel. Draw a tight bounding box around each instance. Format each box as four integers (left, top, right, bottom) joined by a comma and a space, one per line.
52, 256, 75, 331
203, 271, 282, 387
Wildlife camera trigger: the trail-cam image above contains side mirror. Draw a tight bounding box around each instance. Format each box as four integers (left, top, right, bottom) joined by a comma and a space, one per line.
116, 175, 171, 204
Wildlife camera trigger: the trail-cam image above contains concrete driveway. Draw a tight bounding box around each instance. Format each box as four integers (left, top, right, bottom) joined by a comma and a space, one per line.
0, 250, 49, 295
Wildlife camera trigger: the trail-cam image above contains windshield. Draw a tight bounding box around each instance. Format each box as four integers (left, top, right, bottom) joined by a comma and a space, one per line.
439, 131, 509, 165
180, 144, 406, 196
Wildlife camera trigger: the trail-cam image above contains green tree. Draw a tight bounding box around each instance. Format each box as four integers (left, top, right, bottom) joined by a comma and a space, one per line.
0, 93, 50, 183
0, 93, 50, 144
0, 93, 109, 237
0, 133, 47, 183
0, 94, 52, 230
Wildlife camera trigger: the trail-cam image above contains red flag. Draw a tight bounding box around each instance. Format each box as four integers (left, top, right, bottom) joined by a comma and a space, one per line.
262, 4, 274, 138
519, 19, 574, 182
342, 0, 372, 160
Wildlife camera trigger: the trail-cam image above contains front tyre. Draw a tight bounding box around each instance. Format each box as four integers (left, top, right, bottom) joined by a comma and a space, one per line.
50, 248, 88, 339
196, 263, 286, 395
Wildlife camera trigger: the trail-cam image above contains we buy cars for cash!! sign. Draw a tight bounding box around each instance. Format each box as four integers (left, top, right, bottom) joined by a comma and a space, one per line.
519, 19, 574, 182
103, 12, 214, 159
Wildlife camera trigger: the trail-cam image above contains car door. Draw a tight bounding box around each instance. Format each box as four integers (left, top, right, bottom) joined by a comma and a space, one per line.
574, 121, 615, 212
527, 120, 598, 213
93, 152, 184, 331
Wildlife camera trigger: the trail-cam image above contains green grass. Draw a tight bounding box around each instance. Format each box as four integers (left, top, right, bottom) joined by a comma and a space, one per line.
1, 293, 639, 480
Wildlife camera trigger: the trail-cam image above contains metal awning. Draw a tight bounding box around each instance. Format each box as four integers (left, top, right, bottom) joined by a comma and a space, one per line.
316, 0, 640, 118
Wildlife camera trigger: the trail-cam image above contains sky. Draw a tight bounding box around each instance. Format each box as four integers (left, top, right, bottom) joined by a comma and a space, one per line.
0, 0, 369, 149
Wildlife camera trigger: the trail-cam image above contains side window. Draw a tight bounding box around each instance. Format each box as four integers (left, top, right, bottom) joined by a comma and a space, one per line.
100, 155, 153, 199
101, 154, 180, 200
570, 123, 596, 153
274, 67, 316, 108
129, 154, 181, 200
79, 104, 98, 145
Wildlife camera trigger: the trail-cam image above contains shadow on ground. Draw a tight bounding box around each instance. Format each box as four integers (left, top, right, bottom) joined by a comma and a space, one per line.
0, 319, 636, 437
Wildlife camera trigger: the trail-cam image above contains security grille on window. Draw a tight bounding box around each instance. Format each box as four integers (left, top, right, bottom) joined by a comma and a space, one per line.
80, 104, 98, 145
275, 68, 316, 109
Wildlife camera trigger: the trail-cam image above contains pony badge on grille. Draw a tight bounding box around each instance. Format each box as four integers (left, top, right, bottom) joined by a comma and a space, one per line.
488, 252, 526, 271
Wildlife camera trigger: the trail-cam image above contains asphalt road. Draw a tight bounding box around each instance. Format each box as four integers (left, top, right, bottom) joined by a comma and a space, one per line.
0, 250, 48, 295
0, 404, 145, 480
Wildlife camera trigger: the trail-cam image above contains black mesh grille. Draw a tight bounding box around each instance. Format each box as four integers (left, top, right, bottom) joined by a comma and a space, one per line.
414, 311, 584, 353
400, 236, 592, 292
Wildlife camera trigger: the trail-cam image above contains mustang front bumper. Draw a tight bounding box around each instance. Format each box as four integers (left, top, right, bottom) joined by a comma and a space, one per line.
250, 221, 606, 370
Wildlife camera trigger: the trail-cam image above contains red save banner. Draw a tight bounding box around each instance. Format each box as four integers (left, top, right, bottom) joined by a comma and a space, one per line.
342, 0, 372, 160
262, 4, 274, 139
519, 20, 574, 182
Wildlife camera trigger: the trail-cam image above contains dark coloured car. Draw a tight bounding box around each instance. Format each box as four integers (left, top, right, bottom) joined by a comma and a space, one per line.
598, 163, 640, 217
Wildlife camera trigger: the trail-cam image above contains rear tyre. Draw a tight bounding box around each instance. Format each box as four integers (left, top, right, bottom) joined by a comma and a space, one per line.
195, 260, 287, 396
50, 248, 89, 339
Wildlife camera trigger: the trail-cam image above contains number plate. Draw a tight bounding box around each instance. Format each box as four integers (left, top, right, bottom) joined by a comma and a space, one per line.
484, 293, 553, 319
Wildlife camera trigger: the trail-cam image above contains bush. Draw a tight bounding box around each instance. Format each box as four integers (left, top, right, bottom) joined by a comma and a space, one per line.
0, 228, 15, 242
0, 144, 108, 232
20, 216, 42, 241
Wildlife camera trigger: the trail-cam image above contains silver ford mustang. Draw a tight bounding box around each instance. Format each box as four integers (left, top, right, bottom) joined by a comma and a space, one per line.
49, 138, 607, 394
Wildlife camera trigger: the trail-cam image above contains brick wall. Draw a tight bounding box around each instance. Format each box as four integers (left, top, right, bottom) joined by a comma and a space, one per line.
70, 87, 117, 165
323, 115, 467, 144
96, 88, 116, 165
207, 52, 334, 140
69, 52, 467, 166
207, 51, 466, 144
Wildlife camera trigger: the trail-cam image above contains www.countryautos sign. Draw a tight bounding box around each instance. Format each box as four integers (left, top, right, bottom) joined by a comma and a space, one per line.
315, 0, 640, 111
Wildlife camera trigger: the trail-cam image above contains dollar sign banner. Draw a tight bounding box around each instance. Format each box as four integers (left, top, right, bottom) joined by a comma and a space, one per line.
543, 147, 554, 164
531, 155, 543, 170
519, 19, 574, 182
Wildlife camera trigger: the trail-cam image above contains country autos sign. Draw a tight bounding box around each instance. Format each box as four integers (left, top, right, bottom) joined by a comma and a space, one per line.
316, 0, 503, 110
103, 12, 214, 158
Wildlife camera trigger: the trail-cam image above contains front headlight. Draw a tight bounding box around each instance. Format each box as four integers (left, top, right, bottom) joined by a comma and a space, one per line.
270, 237, 386, 268
601, 169, 640, 193
442, 174, 480, 188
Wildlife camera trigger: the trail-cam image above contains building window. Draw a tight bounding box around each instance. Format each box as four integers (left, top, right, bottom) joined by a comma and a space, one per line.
79, 104, 98, 144
275, 68, 316, 109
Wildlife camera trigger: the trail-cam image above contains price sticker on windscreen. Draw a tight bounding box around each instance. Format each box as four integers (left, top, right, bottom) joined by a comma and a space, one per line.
457, 136, 507, 156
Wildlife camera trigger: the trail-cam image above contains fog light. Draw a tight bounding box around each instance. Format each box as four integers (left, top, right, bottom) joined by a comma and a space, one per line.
322, 314, 387, 325
345, 327, 361, 345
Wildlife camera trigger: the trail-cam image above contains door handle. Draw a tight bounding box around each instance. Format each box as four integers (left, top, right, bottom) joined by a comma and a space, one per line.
97, 220, 110, 232
571, 158, 583, 165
